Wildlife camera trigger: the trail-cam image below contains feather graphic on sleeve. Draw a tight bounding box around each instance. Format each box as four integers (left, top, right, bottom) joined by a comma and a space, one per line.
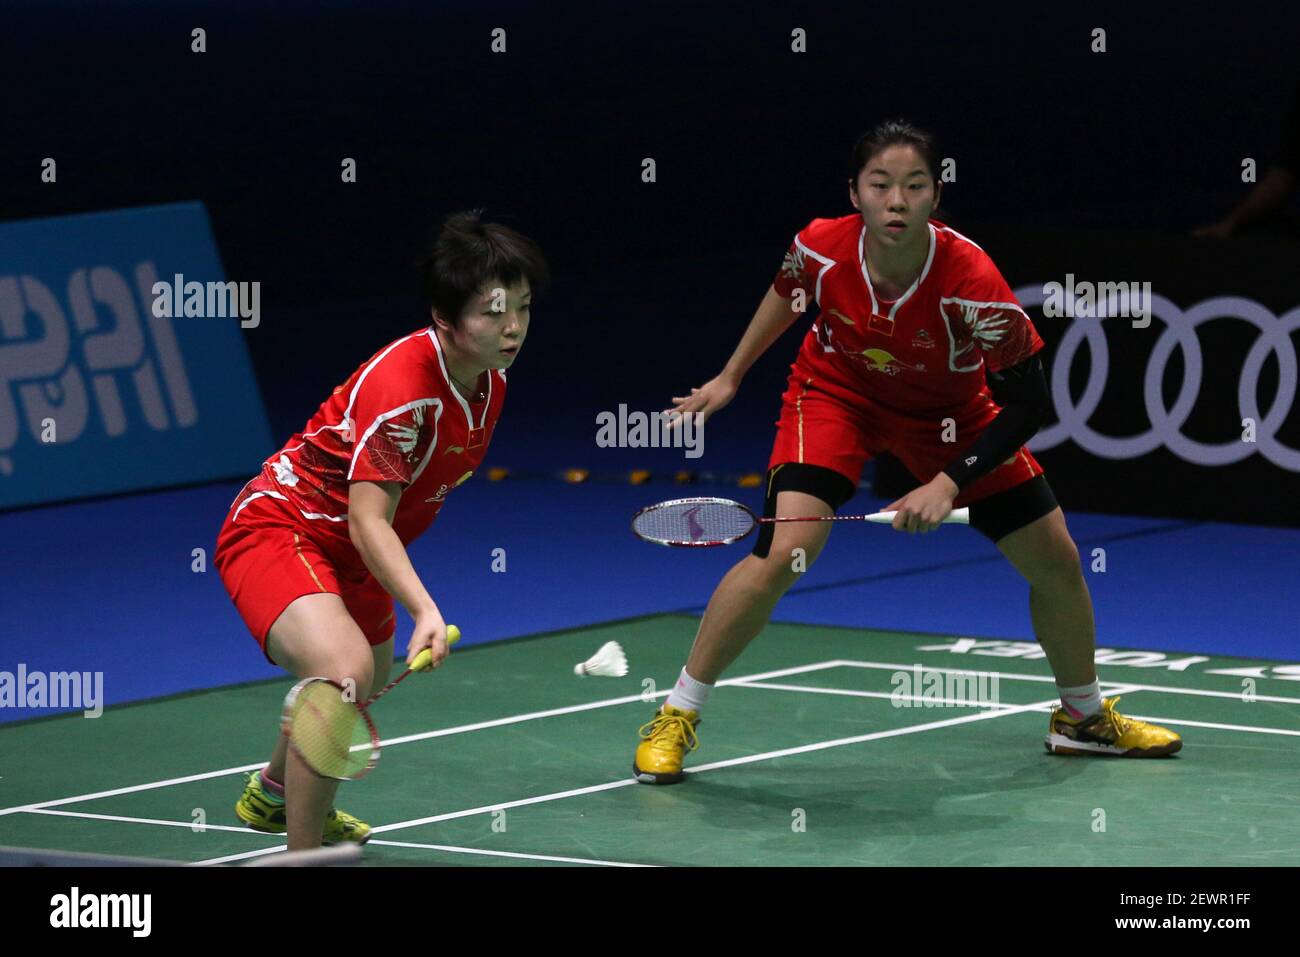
780, 245, 807, 284
385, 405, 425, 460
962, 303, 1012, 349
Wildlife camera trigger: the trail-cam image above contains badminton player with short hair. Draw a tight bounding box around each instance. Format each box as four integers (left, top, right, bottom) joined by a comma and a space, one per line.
633, 120, 1181, 783
215, 211, 548, 849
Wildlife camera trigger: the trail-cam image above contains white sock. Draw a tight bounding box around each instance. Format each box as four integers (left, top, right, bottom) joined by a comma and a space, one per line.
666, 668, 712, 714
1057, 679, 1102, 720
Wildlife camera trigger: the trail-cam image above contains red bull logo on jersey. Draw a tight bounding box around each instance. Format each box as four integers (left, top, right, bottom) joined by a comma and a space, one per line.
853, 348, 926, 376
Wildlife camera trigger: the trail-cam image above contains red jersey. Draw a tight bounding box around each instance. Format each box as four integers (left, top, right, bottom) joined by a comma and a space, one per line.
772, 215, 1043, 416
228, 327, 504, 570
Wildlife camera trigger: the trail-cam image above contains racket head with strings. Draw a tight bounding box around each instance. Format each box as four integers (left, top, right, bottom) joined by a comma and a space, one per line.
631, 496, 758, 547
281, 677, 381, 781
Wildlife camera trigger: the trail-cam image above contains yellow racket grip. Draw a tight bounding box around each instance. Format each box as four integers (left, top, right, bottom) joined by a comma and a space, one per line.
410, 624, 461, 673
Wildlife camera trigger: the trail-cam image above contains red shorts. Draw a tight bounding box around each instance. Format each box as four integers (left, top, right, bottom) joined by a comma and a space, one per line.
768, 372, 1043, 509
214, 494, 396, 664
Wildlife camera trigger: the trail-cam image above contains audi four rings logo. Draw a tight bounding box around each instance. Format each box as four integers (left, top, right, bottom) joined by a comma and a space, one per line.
1013, 286, 1300, 472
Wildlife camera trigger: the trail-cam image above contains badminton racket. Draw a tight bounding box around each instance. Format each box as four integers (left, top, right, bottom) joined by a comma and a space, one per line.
631, 496, 969, 547
281, 625, 461, 780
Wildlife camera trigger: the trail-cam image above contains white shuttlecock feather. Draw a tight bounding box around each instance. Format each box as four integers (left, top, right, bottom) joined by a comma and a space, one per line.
574, 641, 628, 677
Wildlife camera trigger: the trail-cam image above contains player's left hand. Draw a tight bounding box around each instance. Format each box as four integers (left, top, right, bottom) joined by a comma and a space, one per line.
885, 474, 958, 534
407, 608, 451, 670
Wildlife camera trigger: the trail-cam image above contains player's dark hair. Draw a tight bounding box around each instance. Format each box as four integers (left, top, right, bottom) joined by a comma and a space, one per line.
848, 119, 941, 187
418, 210, 550, 325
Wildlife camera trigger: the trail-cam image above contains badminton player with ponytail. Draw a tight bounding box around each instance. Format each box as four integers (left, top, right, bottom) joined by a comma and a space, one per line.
215, 211, 548, 849
632, 121, 1181, 783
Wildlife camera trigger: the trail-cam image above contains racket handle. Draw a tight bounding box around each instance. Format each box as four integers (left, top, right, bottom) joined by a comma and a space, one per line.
865, 507, 970, 525
408, 625, 461, 673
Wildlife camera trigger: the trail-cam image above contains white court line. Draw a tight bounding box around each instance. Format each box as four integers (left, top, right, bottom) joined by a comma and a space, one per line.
24, 808, 263, 835
377, 659, 847, 750
1116, 716, 1300, 737
834, 660, 1300, 705
368, 779, 642, 835
9, 659, 1289, 820
734, 680, 1032, 709
0, 763, 270, 819
366, 839, 654, 868
149, 679, 1245, 866
736, 681, 1300, 738
680, 691, 1142, 777
834, 660, 1062, 683
18, 688, 1069, 866
0, 659, 846, 818
1087, 683, 1300, 705
197, 693, 1075, 866
17, 650, 1300, 864
198, 845, 286, 866
194, 839, 654, 868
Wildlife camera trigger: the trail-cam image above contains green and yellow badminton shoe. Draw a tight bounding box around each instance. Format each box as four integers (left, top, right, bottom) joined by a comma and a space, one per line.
234, 772, 373, 844
1045, 697, 1182, 757
633, 704, 701, 784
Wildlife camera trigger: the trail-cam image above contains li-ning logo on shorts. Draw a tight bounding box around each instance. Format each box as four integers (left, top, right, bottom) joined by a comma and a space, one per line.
0, 263, 196, 478
1014, 288, 1300, 470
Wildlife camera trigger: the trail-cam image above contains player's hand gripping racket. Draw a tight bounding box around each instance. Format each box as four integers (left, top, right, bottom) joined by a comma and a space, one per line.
631, 497, 970, 547
281, 625, 461, 781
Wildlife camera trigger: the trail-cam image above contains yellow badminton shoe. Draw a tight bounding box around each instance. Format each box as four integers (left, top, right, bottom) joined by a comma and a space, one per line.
633, 704, 701, 784
320, 808, 371, 845
234, 772, 373, 844
1045, 696, 1182, 757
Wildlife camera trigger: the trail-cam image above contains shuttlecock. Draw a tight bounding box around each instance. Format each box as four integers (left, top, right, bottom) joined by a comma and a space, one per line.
574, 641, 628, 677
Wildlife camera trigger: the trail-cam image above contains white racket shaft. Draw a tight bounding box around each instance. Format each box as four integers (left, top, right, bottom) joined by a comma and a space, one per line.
865, 507, 970, 525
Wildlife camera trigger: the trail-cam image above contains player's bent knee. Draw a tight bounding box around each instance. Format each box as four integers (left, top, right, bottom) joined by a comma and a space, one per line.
324, 653, 375, 701
750, 556, 799, 593
1032, 536, 1084, 589
267, 593, 383, 693
752, 534, 825, 591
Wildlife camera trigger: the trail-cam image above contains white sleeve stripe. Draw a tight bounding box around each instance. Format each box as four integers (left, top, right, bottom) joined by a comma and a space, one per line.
793, 234, 836, 268
793, 234, 838, 305
233, 490, 288, 523
347, 398, 441, 480
235, 487, 349, 523
343, 332, 421, 424
938, 225, 986, 253
940, 296, 1028, 317
302, 422, 350, 440
298, 509, 349, 522
409, 404, 443, 484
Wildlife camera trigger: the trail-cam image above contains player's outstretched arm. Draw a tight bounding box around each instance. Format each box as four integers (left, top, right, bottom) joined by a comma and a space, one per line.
665, 284, 802, 426
1192, 166, 1296, 239
348, 480, 451, 668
